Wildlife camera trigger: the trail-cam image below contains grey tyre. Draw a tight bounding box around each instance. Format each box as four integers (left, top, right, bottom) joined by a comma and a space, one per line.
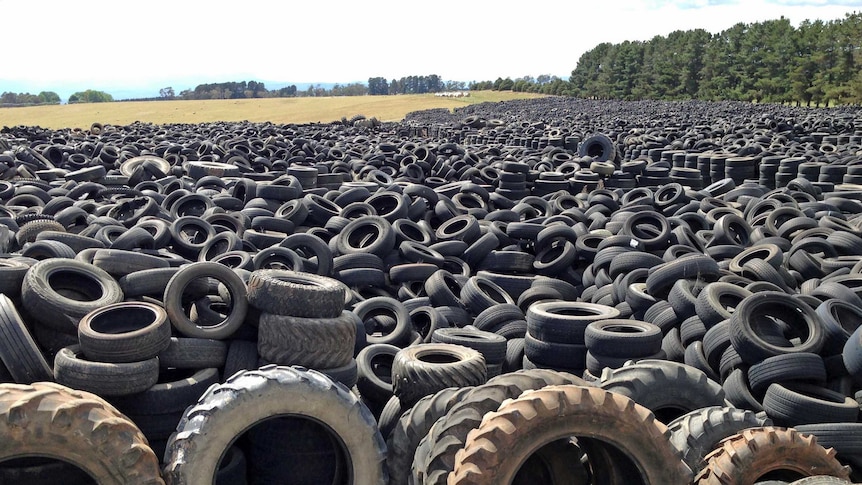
246, 269, 345, 318
163, 365, 386, 485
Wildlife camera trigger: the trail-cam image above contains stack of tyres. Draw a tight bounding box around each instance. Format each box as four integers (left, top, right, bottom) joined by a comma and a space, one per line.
245, 269, 356, 484
524, 300, 620, 375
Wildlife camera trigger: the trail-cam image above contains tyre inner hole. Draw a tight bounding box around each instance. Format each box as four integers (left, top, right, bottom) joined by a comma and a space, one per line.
349, 227, 380, 249
234, 416, 349, 485
49, 271, 105, 301
89, 306, 155, 334
444, 219, 469, 235
0, 457, 97, 485
586, 142, 605, 158
603, 324, 643, 334
478, 282, 509, 303
416, 352, 460, 364
550, 308, 603, 318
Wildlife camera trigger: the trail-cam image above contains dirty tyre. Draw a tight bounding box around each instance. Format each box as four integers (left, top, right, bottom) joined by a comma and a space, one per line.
246, 269, 345, 318
256, 311, 356, 368
386, 386, 474, 485
694, 427, 849, 484
667, 405, 772, 474
416, 368, 586, 485
0, 382, 164, 485
599, 359, 726, 424
163, 365, 386, 485
53, 345, 159, 397
391, 343, 486, 408
449, 384, 692, 484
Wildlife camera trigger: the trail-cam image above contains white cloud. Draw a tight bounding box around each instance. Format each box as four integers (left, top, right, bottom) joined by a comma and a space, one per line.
0, 0, 858, 96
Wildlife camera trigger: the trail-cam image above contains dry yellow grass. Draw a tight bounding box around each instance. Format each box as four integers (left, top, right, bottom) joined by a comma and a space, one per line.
0, 91, 547, 130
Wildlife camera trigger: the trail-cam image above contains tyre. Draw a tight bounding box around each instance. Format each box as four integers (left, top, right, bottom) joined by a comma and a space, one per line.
256, 311, 356, 369
730, 292, 824, 364
163, 262, 248, 340
430, 327, 507, 366
246, 269, 345, 318
355, 343, 399, 406
527, 301, 621, 345
20, 258, 124, 333
77, 301, 171, 363
0, 294, 53, 383
578, 133, 617, 162
599, 359, 726, 424
416, 368, 586, 485
158, 337, 227, 370
391, 343, 486, 407
449, 385, 692, 484
386, 386, 474, 485
54, 345, 159, 397
762, 382, 859, 427
694, 427, 849, 484
667, 405, 772, 473
747, 353, 827, 397
584, 319, 663, 357
109, 367, 220, 416
163, 365, 386, 485
646, 254, 720, 298
695, 282, 752, 328
354, 296, 412, 347
0, 382, 164, 485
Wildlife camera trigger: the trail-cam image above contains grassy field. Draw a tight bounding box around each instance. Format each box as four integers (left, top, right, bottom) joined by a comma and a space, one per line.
0, 91, 547, 130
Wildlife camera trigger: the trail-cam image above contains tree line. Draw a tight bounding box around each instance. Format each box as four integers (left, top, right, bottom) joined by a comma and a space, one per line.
468, 75, 573, 96
0, 91, 61, 107
367, 75, 467, 95
566, 12, 862, 106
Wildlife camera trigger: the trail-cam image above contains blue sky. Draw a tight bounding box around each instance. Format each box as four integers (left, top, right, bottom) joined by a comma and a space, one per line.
0, 0, 859, 99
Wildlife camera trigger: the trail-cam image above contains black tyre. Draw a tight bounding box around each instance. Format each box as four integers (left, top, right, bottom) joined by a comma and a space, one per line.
54, 345, 159, 397
391, 343, 486, 407
77, 301, 171, 363
730, 291, 824, 364
257, 311, 355, 369
0, 294, 53, 383
246, 269, 345, 318
584, 319, 663, 357
21, 258, 124, 333
163, 262, 248, 340
527, 301, 620, 345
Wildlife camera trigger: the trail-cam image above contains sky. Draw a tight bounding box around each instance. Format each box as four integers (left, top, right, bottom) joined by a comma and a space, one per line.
0, 0, 860, 100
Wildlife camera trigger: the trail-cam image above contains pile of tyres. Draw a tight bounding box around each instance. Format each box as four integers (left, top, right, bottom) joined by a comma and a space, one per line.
0, 97, 861, 484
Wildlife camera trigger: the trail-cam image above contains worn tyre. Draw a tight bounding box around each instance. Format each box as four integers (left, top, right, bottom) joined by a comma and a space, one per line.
246, 269, 345, 318
391, 343, 486, 407
163, 262, 248, 340
694, 427, 848, 484
257, 311, 356, 369
54, 345, 159, 397
416, 368, 586, 485
78, 301, 171, 363
163, 365, 386, 485
0, 382, 164, 485
449, 384, 692, 484
21, 258, 124, 333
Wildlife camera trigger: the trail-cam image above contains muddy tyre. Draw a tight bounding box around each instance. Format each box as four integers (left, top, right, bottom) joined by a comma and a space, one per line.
0, 382, 164, 485
694, 427, 849, 484
449, 384, 692, 484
